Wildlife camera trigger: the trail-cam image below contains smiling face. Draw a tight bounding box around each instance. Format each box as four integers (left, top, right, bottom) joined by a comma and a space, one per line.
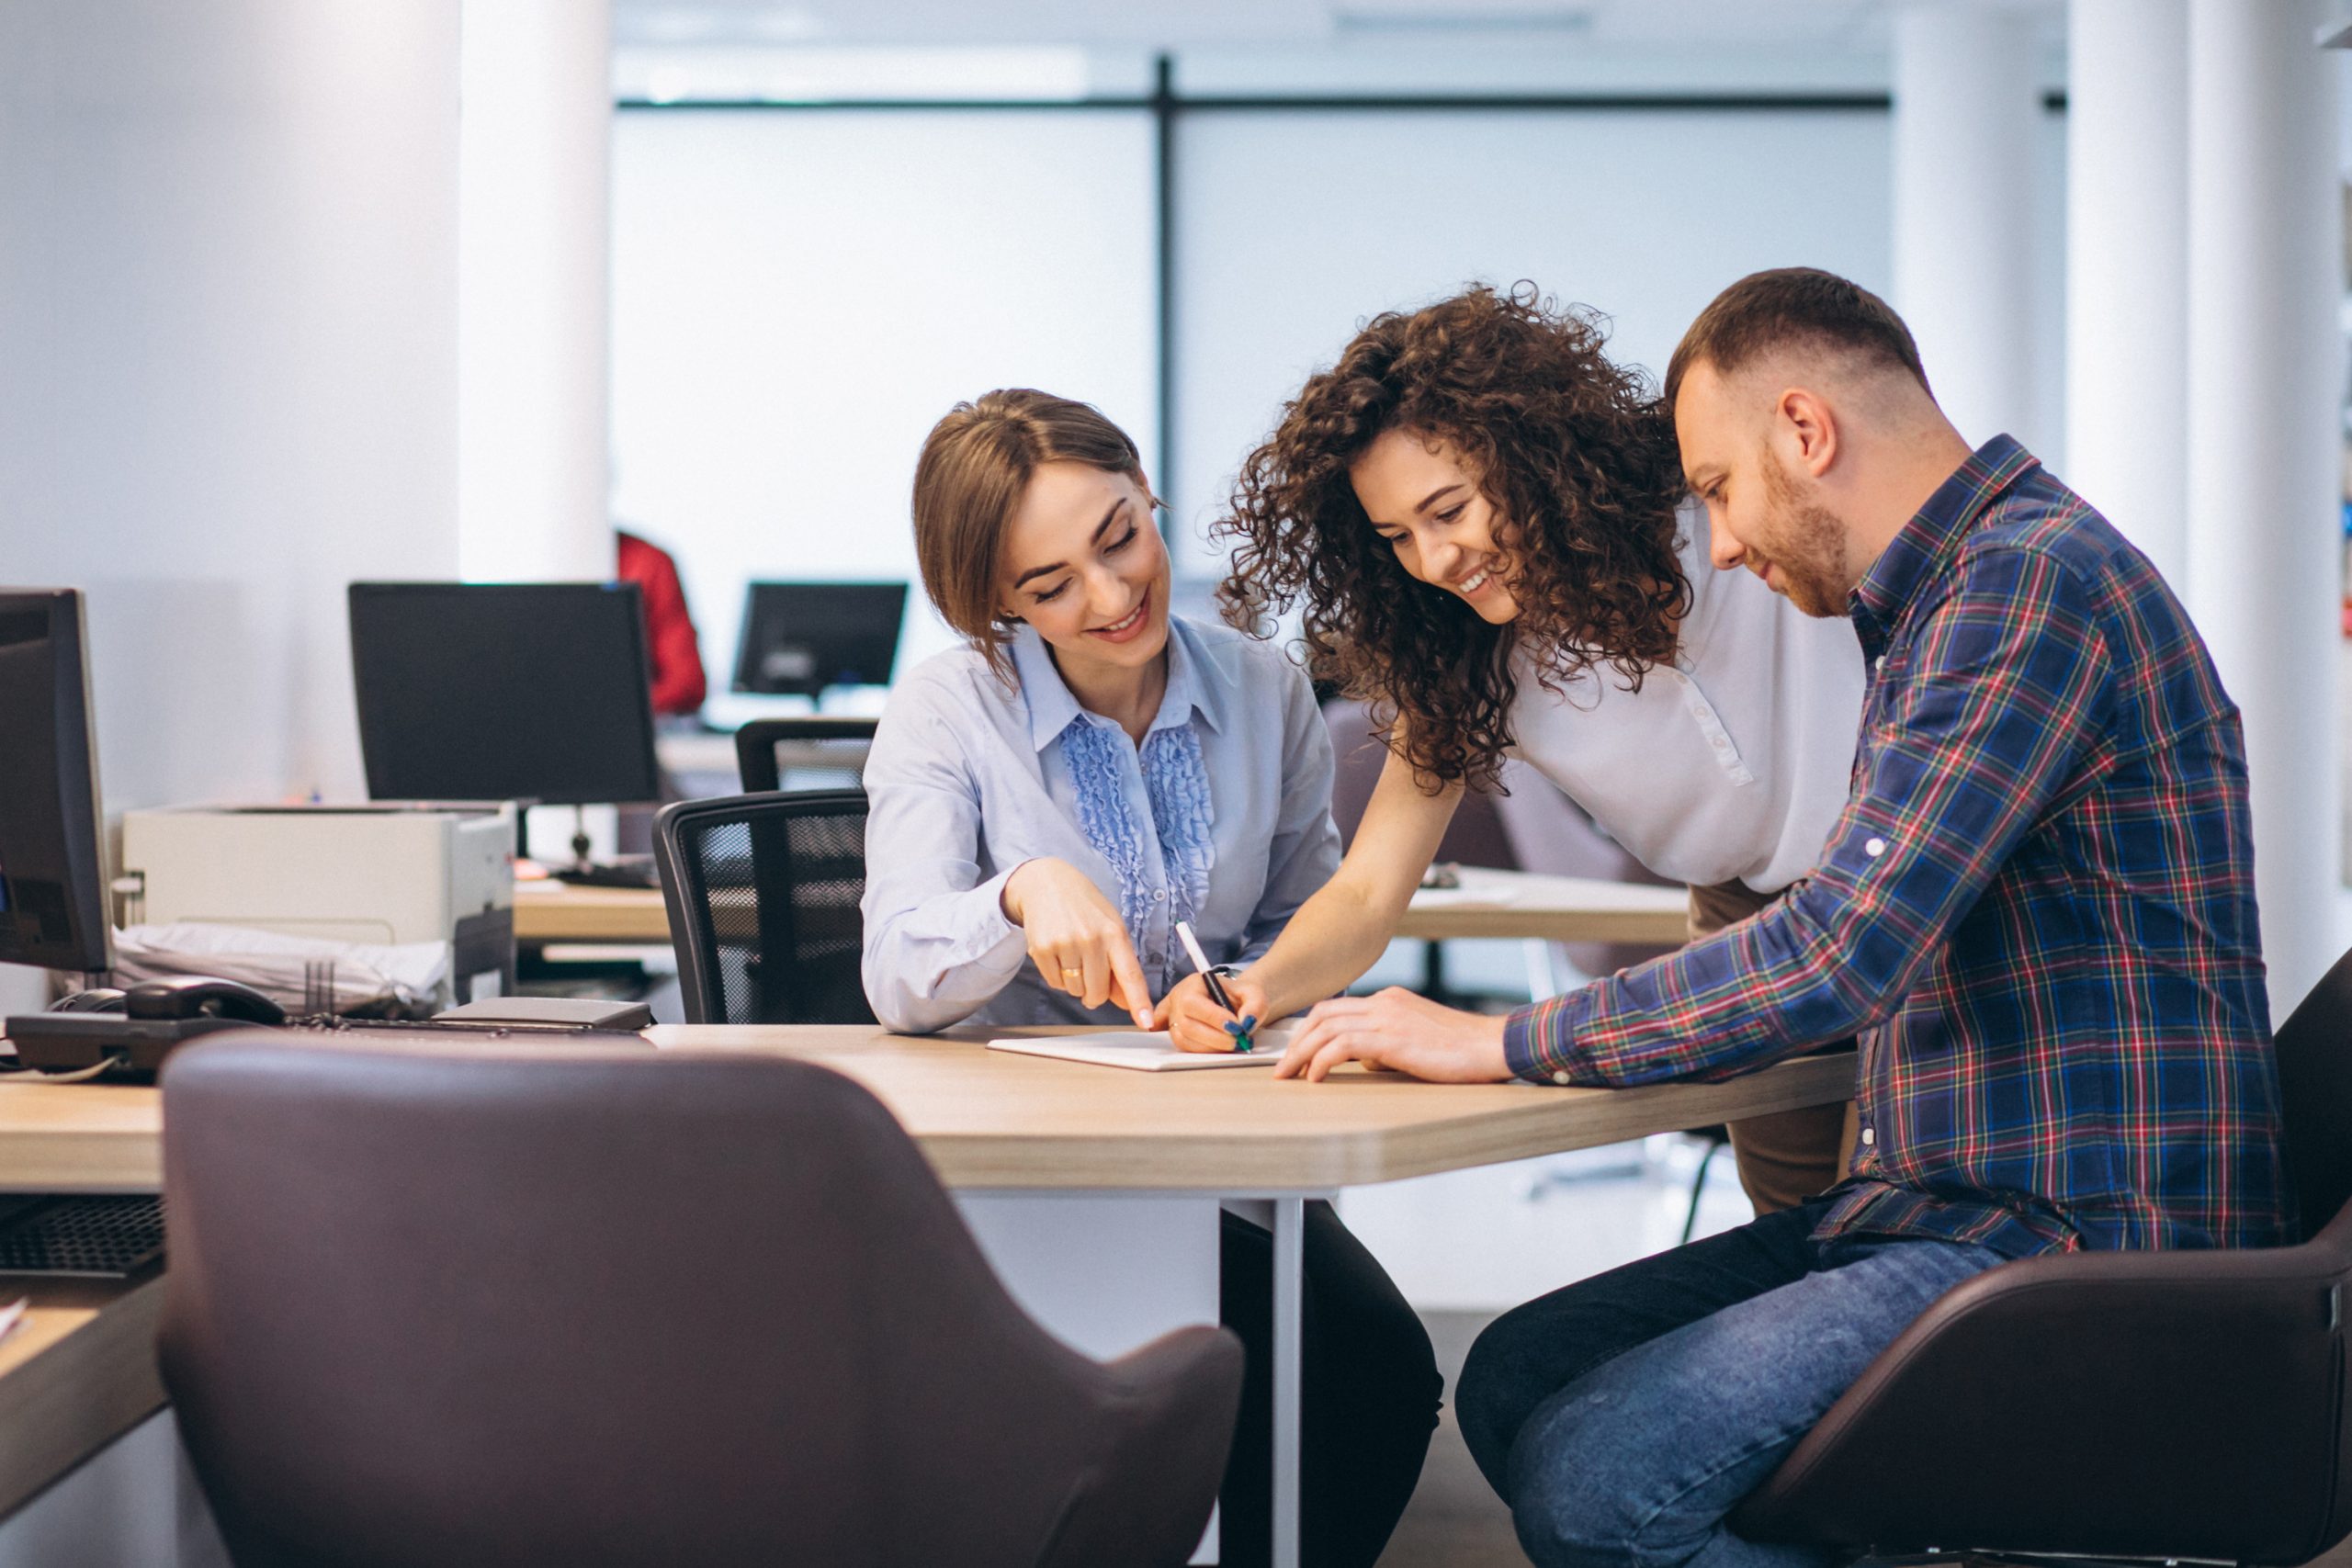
1347, 429, 1521, 625
1674, 361, 1855, 618
996, 460, 1170, 678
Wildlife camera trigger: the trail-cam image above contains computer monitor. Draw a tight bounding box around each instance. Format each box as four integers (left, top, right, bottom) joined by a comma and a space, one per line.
0, 589, 112, 975
730, 581, 908, 697
348, 582, 662, 808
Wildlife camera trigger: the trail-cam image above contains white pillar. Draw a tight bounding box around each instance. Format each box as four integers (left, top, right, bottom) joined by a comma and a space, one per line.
2064, 0, 2190, 589
1891, 0, 2042, 448
2186, 0, 2343, 1017
457, 0, 615, 583
0, 1, 463, 807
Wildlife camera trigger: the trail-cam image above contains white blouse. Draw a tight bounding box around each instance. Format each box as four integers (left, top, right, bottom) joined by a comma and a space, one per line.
1503, 507, 1867, 894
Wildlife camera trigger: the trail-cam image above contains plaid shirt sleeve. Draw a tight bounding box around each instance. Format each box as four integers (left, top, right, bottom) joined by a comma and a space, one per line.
1505, 545, 2113, 1085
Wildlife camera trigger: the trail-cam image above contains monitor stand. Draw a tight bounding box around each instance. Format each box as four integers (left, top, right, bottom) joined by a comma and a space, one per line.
537, 805, 658, 890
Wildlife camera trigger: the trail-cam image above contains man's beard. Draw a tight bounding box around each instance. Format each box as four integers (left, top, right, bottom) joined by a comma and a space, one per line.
1756, 457, 1851, 618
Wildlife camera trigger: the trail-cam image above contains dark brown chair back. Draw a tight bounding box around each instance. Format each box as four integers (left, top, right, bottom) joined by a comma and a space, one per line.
158, 1033, 1240, 1568
2270, 942, 2352, 1240
1732, 949, 2352, 1563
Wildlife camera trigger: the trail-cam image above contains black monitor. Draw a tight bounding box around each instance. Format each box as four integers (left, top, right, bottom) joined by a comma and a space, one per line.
731, 581, 908, 696
348, 582, 662, 807
0, 589, 112, 975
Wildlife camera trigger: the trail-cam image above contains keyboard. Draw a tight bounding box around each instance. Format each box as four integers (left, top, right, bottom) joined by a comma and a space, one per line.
549, 860, 661, 890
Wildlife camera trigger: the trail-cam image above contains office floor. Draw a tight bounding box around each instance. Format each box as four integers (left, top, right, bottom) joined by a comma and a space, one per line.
1346, 1140, 1758, 1567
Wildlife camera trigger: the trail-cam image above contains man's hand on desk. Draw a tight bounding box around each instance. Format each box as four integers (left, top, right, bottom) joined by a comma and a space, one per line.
1273, 988, 1512, 1083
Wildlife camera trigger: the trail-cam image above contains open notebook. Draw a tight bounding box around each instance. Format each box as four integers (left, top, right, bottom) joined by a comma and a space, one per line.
987, 1019, 1301, 1072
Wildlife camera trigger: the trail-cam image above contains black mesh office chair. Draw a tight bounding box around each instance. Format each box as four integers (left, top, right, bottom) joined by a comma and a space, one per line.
733, 717, 878, 794
653, 790, 875, 1025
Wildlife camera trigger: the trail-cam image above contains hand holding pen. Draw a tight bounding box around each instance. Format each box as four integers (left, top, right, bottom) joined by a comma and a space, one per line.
1161, 920, 1265, 1053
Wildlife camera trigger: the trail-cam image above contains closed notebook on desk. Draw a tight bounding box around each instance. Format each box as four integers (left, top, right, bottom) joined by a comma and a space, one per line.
988, 1021, 1299, 1072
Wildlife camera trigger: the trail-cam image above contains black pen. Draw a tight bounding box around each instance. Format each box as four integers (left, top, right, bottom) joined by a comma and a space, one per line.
1175, 919, 1252, 1051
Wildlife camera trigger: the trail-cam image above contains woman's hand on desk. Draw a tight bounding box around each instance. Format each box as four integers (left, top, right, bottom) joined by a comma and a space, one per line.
1273, 988, 1511, 1083
1001, 858, 1155, 1029
1157, 972, 1271, 1054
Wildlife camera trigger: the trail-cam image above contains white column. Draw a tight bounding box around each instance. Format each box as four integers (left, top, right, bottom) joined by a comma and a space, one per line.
0, 1, 463, 807
1890, 0, 2042, 448
2064, 0, 2190, 589
2186, 0, 2343, 1017
457, 0, 616, 583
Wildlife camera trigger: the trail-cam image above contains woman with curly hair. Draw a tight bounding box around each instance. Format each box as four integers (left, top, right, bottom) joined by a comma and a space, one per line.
1164, 284, 1867, 1215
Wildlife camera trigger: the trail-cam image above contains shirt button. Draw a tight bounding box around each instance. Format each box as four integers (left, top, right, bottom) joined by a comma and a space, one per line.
1711, 736, 1730, 751
1864, 837, 1886, 858
1874, 655, 1886, 671
1551, 1070, 1571, 1086
1152, 889, 1167, 902
1861, 1127, 1876, 1145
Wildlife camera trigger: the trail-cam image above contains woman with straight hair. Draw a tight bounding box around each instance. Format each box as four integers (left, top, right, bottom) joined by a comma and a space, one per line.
858, 388, 1439, 1568
1164, 284, 1867, 1217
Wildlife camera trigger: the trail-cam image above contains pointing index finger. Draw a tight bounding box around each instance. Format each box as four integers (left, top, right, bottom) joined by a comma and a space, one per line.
1106, 931, 1154, 1032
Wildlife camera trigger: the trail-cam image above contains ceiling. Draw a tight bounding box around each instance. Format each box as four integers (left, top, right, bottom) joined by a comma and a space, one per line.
608, 0, 2060, 53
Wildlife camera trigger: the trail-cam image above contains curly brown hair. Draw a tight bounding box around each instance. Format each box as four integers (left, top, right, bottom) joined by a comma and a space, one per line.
1216, 283, 1689, 790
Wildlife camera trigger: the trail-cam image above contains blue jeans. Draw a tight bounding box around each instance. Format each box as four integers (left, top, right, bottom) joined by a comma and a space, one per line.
1457, 1199, 2005, 1568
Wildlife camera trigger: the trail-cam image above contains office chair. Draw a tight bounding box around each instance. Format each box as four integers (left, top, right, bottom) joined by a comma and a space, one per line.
1730, 942, 2352, 1563
158, 1034, 1242, 1568
732, 716, 877, 794
653, 789, 874, 1025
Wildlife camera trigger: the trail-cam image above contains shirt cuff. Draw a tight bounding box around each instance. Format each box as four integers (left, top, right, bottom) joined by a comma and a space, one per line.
953, 868, 1029, 971
1504, 1000, 1582, 1086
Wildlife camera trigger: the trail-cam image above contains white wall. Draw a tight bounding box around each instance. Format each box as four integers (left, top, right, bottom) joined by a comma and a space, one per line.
0, 1, 465, 817
1167, 104, 2065, 571
458, 0, 616, 584
608, 107, 1158, 714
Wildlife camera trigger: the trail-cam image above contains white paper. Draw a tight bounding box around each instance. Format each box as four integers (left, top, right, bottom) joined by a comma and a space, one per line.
110, 922, 450, 1013
988, 1020, 1300, 1072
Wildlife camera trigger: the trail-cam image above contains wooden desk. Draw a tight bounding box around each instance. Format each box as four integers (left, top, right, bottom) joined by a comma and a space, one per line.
0, 1029, 1851, 1568
510, 866, 1691, 949
511, 880, 671, 944
0, 1032, 1853, 1197
0, 1276, 165, 1521
1393, 866, 1688, 946
645, 1024, 1847, 1190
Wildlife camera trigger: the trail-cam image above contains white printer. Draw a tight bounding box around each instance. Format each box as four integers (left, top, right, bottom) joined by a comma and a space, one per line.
119, 803, 517, 1005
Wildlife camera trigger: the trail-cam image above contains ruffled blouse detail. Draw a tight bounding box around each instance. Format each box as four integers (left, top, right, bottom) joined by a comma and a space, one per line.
1057, 714, 1217, 987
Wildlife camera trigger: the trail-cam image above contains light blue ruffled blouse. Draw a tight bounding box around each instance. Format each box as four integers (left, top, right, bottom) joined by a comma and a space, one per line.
859, 615, 1341, 1034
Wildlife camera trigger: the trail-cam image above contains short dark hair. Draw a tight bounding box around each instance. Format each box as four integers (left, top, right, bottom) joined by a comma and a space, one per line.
1663, 267, 1928, 406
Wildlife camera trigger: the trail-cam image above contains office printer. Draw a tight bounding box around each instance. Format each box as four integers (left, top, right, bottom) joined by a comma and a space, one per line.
119, 804, 516, 1007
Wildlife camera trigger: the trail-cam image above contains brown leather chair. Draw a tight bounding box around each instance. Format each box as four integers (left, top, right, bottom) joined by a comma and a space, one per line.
1730, 944, 2352, 1563
157, 1033, 1242, 1568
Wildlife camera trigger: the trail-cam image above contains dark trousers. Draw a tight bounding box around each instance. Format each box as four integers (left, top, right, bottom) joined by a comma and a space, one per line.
1216, 1201, 1442, 1568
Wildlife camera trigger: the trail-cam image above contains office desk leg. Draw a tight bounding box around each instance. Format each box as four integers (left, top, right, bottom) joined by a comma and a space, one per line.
1272, 1195, 1303, 1568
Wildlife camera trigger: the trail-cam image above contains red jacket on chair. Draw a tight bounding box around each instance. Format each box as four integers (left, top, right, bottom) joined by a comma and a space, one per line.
616, 530, 707, 716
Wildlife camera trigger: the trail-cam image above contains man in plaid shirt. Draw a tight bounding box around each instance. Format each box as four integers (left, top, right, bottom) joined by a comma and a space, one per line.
1274, 268, 2291, 1567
